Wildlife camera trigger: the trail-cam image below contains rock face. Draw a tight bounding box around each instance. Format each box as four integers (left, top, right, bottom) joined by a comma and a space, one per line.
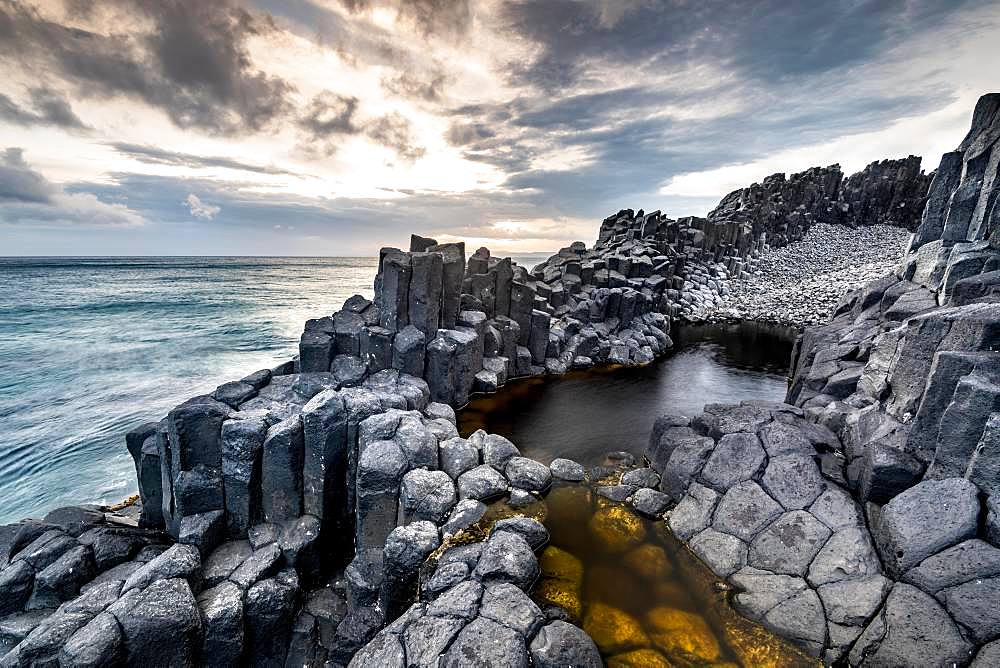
11, 94, 993, 668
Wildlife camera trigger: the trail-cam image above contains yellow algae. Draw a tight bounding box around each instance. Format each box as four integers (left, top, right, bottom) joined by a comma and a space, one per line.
624, 544, 673, 581
539, 545, 584, 582
534, 578, 583, 621
647, 606, 721, 663
722, 622, 820, 668
583, 602, 650, 655
607, 648, 675, 668
588, 505, 646, 553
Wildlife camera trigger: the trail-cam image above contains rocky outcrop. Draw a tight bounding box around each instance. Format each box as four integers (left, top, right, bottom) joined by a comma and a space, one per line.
774, 93, 1000, 665
707, 156, 931, 247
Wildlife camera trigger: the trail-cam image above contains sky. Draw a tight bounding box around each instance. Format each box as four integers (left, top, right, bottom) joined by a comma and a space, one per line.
0, 0, 998, 256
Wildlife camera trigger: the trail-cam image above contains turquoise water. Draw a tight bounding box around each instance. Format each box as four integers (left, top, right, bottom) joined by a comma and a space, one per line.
0, 257, 377, 523
0, 254, 548, 524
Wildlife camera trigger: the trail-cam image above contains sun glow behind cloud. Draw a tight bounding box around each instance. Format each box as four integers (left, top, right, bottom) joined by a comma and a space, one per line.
0, 0, 998, 255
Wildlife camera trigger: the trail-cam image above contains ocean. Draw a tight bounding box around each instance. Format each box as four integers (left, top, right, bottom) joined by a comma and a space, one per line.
0, 255, 547, 524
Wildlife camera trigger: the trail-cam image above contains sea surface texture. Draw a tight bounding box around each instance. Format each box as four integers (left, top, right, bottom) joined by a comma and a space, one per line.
0, 257, 379, 524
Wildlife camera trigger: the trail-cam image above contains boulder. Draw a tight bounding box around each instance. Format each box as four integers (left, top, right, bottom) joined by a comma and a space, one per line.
123, 543, 201, 594
399, 469, 457, 524
875, 477, 979, 577
939, 576, 1000, 644
115, 578, 203, 666
902, 539, 1000, 594
59, 611, 123, 668
689, 528, 747, 577
667, 483, 719, 541
807, 526, 881, 587
197, 581, 244, 666
817, 575, 891, 626
699, 432, 766, 491
442, 616, 529, 668
229, 542, 282, 590
849, 583, 973, 667
391, 325, 426, 377
474, 531, 539, 589
244, 569, 300, 665
549, 458, 585, 482
220, 416, 268, 536
481, 582, 544, 638
301, 389, 348, 529
760, 454, 826, 510
457, 465, 508, 501
505, 457, 552, 491
530, 620, 602, 668
439, 437, 479, 480
491, 517, 549, 551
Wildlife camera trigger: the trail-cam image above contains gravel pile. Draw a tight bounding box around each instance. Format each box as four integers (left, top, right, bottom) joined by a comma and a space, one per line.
704, 223, 912, 327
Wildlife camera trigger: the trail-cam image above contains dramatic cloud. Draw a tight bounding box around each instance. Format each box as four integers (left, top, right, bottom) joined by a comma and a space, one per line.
2, 0, 998, 254
0, 0, 293, 134
0, 87, 88, 129
0, 148, 145, 227
184, 193, 220, 220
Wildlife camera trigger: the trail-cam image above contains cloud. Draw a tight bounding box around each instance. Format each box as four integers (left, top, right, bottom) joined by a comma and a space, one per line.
184, 194, 221, 220
338, 0, 474, 40
0, 0, 294, 134
108, 142, 296, 175
296, 90, 424, 159
0, 148, 145, 227
0, 87, 88, 129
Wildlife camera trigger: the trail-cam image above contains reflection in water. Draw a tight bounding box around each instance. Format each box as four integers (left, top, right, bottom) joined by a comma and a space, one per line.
459, 322, 795, 466
480, 484, 815, 667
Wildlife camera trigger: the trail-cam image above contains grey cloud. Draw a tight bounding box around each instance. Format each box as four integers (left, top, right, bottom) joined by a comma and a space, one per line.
0, 0, 294, 134
108, 143, 297, 175
381, 69, 449, 102
338, 0, 473, 40
0, 87, 89, 129
297, 91, 424, 160
0, 148, 55, 203
0, 148, 144, 227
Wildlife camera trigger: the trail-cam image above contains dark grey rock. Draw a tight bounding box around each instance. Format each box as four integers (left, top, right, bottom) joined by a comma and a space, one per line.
730, 567, 808, 623
381, 522, 440, 617
116, 578, 202, 667
758, 420, 815, 457
197, 581, 244, 666
424, 561, 470, 600
261, 416, 304, 523
621, 467, 660, 489
505, 457, 551, 492
391, 325, 426, 377
441, 499, 487, 538
173, 464, 224, 518
167, 398, 230, 472
475, 531, 538, 589
228, 542, 282, 590
481, 582, 544, 637
482, 434, 520, 471
748, 510, 832, 577
529, 620, 601, 668
400, 469, 457, 524
13, 530, 78, 571
875, 477, 979, 577
426, 579, 483, 620
700, 432, 766, 491
213, 381, 258, 409
300, 331, 333, 373
28, 544, 95, 609
858, 441, 924, 504
549, 458, 585, 482
302, 389, 348, 529
393, 414, 438, 470
278, 514, 321, 575
668, 482, 719, 541
457, 465, 508, 501
630, 488, 670, 517
178, 509, 225, 556
689, 527, 748, 577
122, 543, 201, 594
849, 583, 973, 667
220, 416, 267, 537
402, 614, 465, 666
939, 576, 1000, 644
972, 640, 1000, 668
332, 354, 367, 386
345, 548, 383, 610
712, 480, 783, 543
902, 539, 1000, 594
347, 629, 405, 667
808, 486, 864, 531
77, 527, 147, 573
760, 454, 826, 510
491, 517, 548, 551
202, 540, 252, 588
57, 611, 123, 667
439, 438, 479, 481
0, 561, 35, 616
762, 587, 826, 657
247, 522, 280, 550
817, 575, 891, 626
442, 616, 529, 668
244, 569, 300, 666
807, 526, 881, 586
